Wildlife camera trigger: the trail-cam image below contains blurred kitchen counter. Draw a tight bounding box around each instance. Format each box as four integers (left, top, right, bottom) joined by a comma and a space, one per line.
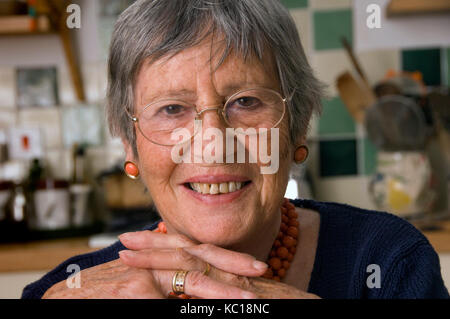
1, 220, 450, 273
0, 237, 98, 272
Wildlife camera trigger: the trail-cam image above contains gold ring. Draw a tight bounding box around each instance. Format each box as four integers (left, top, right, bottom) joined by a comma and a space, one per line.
172, 270, 189, 294
203, 262, 211, 276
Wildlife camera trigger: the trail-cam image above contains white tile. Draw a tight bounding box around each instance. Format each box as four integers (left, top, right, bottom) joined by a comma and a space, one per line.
82, 63, 102, 103
310, 0, 352, 10
44, 148, 72, 180
290, 9, 311, 56
307, 113, 319, 139
85, 146, 121, 180
0, 67, 16, 109
0, 108, 17, 128
17, 108, 62, 149
313, 175, 378, 210
358, 49, 400, 86
310, 49, 349, 96
310, 48, 399, 96
97, 62, 108, 100
61, 104, 104, 147
58, 67, 76, 105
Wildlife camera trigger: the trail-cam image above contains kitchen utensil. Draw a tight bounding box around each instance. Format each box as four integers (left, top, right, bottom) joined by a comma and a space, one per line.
428, 91, 450, 162
336, 71, 377, 123
341, 37, 370, 87
365, 95, 427, 151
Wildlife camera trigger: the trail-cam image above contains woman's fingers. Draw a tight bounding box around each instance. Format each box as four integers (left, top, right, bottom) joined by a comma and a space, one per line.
119, 247, 208, 273
119, 230, 196, 250
183, 244, 268, 277
155, 270, 257, 299
118, 230, 268, 282
119, 243, 268, 278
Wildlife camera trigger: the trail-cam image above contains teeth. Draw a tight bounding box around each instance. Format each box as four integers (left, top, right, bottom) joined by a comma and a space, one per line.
202, 183, 210, 194
189, 181, 246, 195
193, 183, 201, 193
219, 182, 228, 193
210, 183, 219, 194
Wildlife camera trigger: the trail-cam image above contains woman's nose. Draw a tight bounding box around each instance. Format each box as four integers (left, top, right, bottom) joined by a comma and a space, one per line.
198, 106, 227, 131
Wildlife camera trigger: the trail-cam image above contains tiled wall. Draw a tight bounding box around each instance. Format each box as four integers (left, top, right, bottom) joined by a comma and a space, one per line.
0, 0, 449, 211
283, 0, 449, 210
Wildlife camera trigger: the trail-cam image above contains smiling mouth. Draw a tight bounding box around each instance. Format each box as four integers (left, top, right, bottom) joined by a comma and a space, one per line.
185, 181, 252, 195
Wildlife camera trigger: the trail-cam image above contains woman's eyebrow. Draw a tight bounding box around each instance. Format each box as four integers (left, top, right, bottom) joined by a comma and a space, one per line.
221, 83, 276, 95
140, 89, 196, 104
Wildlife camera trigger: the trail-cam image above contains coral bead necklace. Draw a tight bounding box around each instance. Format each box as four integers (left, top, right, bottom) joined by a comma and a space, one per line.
156, 198, 299, 297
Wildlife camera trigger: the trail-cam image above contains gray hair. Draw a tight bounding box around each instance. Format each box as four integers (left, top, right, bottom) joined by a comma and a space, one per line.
107, 0, 324, 155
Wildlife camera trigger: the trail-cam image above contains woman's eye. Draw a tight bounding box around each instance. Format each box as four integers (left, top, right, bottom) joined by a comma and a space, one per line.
233, 97, 260, 108
162, 104, 184, 115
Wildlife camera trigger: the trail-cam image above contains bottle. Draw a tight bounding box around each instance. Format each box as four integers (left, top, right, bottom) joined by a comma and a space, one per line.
72, 144, 86, 184
4, 182, 29, 242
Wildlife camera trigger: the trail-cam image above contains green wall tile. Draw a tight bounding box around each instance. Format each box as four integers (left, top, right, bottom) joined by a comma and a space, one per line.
402, 48, 441, 86
363, 138, 377, 175
446, 48, 450, 87
313, 9, 352, 51
281, 0, 308, 9
319, 139, 357, 177
318, 97, 355, 135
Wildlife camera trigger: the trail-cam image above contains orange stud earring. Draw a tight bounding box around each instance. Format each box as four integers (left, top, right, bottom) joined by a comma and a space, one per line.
124, 161, 139, 179
294, 145, 309, 164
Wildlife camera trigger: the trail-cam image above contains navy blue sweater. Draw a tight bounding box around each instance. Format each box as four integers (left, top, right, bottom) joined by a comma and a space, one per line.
21, 199, 449, 299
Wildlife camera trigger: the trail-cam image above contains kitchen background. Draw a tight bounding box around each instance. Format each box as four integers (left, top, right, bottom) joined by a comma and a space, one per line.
0, 0, 449, 298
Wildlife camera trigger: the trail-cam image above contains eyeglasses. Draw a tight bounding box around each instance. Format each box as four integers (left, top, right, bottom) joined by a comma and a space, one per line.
128, 87, 287, 146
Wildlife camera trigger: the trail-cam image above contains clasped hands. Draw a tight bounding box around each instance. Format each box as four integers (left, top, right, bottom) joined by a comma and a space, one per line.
42, 230, 319, 299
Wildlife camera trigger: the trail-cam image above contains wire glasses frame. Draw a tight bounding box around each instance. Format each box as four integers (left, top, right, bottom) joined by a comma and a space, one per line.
126, 87, 288, 146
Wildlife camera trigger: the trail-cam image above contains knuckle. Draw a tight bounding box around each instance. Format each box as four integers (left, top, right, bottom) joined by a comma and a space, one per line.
232, 275, 251, 289
197, 243, 214, 254
174, 234, 192, 247
176, 249, 199, 268
187, 271, 207, 289
140, 230, 153, 239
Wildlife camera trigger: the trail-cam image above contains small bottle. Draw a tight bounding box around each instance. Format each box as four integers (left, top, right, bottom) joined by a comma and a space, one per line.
4, 182, 29, 242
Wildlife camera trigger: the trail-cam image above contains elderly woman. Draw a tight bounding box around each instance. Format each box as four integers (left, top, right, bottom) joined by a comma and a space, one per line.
23, 0, 448, 299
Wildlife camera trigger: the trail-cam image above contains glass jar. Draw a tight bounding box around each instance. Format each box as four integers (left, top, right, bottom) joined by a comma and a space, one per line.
369, 151, 435, 217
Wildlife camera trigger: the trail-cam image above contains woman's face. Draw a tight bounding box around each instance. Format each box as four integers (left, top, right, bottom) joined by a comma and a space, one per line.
127, 39, 295, 248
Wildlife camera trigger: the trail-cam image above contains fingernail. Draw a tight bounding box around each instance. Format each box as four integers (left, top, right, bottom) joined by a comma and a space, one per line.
241, 291, 256, 299
253, 260, 268, 271
118, 232, 132, 241
119, 250, 136, 258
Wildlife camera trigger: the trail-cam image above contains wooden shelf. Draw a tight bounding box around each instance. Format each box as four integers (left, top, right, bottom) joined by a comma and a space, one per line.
0, 30, 56, 36
387, 0, 450, 17
0, 0, 86, 102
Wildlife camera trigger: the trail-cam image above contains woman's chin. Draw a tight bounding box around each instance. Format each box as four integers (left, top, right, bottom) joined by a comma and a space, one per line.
186, 224, 248, 247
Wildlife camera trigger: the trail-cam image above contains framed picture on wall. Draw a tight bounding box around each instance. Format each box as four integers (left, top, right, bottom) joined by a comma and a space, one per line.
16, 67, 59, 108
